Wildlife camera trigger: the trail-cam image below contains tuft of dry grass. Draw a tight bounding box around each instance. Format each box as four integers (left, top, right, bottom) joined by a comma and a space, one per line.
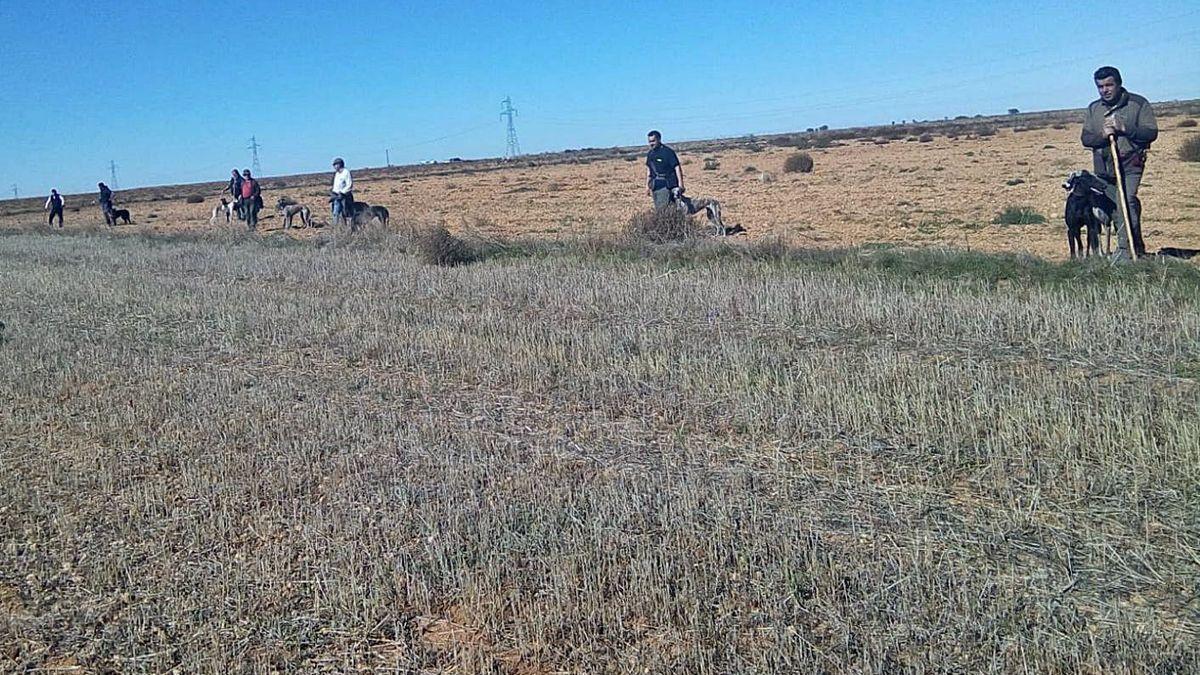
783, 152, 814, 173
993, 205, 1045, 224
414, 225, 475, 266
1178, 118, 1197, 128
623, 206, 699, 243
1, 225, 1199, 673
1180, 135, 1200, 162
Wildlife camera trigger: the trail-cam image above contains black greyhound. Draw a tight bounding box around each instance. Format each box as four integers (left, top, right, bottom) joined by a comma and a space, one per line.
1062, 170, 1115, 259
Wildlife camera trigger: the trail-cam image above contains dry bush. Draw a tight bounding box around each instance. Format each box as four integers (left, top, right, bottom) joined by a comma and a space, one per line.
993, 205, 1046, 224
783, 152, 814, 173
413, 225, 475, 266
184, 195, 204, 204
702, 158, 720, 170
1180, 136, 1200, 162
624, 206, 699, 243
1178, 119, 1198, 128
918, 134, 934, 143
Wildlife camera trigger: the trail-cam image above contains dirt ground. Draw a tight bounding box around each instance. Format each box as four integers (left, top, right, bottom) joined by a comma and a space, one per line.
5, 116, 1199, 260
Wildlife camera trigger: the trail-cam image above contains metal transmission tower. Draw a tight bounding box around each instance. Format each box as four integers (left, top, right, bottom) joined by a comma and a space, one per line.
501, 96, 521, 159
11, 184, 18, 199
247, 136, 263, 175
109, 160, 119, 189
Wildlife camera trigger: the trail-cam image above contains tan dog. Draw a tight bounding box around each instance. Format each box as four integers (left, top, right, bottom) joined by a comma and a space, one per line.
278, 203, 312, 229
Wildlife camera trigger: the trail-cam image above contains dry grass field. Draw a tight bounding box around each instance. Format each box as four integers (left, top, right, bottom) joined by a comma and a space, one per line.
3, 104, 1200, 672
3, 227, 1200, 672
2, 104, 1199, 259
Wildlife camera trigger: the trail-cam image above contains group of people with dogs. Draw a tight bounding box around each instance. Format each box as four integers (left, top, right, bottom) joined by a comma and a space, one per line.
42, 65, 1161, 260
220, 169, 264, 229
644, 65, 1162, 260
210, 157, 380, 231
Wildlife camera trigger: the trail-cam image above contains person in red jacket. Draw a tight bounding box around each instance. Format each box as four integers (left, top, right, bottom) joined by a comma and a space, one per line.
240, 169, 262, 230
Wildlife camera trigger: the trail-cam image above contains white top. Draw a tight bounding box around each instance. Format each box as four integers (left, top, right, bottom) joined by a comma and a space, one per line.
332, 168, 353, 194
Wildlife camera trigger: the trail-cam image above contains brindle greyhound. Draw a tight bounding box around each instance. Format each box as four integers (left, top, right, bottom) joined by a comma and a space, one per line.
672, 189, 745, 236
277, 202, 312, 229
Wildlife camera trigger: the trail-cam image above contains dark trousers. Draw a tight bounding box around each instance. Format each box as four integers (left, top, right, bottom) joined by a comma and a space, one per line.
48, 209, 64, 227
335, 191, 355, 226
1104, 171, 1145, 258
244, 199, 260, 229
101, 202, 114, 226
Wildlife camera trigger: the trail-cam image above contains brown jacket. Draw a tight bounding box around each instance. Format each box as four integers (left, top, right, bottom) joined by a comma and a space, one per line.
1081, 89, 1157, 178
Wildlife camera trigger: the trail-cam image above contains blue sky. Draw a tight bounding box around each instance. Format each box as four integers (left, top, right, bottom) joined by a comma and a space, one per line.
1, 1, 1197, 196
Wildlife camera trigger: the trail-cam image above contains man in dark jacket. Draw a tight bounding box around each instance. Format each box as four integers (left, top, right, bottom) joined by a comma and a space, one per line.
645, 130, 684, 208
1081, 66, 1157, 259
97, 182, 114, 226
45, 189, 65, 227
239, 169, 262, 230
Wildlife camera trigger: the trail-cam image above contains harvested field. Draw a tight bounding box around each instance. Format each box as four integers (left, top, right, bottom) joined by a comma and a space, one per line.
3, 104, 1199, 260
2, 231, 1199, 672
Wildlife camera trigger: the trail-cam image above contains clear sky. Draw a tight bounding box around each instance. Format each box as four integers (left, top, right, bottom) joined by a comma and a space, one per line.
1, 1, 1197, 196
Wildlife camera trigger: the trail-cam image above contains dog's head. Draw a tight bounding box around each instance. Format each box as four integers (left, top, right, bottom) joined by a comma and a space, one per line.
1063, 170, 1107, 196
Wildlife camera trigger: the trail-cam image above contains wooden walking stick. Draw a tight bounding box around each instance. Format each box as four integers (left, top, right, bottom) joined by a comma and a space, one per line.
1107, 130, 1138, 261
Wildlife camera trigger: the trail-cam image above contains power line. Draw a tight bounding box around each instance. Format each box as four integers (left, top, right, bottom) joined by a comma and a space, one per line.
248, 136, 262, 175
501, 96, 521, 159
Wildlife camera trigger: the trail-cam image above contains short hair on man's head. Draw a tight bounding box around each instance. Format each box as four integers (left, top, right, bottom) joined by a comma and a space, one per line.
1094, 66, 1122, 85
647, 130, 661, 140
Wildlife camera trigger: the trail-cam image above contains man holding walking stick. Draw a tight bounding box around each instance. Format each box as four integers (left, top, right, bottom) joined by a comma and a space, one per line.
1081, 66, 1157, 261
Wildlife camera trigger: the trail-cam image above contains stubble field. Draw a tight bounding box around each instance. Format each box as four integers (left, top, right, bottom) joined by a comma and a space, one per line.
2, 228, 1199, 672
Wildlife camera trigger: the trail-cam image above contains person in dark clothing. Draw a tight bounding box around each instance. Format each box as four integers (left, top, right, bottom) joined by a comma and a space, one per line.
225, 169, 245, 221
645, 130, 684, 209
97, 182, 114, 226
45, 189, 65, 227
1080, 66, 1158, 260
240, 169, 262, 230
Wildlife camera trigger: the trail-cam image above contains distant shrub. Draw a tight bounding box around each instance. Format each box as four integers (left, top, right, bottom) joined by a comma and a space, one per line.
767, 135, 800, 147
414, 226, 475, 266
185, 195, 204, 204
1006, 178, 1025, 186
743, 166, 758, 173
975, 125, 997, 137
1180, 136, 1200, 162
702, 158, 720, 170
625, 206, 698, 243
993, 206, 1046, 225
1178, 119, 1198, 128
783, 153, 814, 173
918, 134, 934, 143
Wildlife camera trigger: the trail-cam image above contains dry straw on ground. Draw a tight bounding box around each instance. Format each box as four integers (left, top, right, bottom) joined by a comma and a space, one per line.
2, 230, 1198, 672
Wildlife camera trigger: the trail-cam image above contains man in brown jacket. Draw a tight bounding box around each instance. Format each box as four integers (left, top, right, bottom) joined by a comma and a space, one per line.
1081, 66, 1157, 260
